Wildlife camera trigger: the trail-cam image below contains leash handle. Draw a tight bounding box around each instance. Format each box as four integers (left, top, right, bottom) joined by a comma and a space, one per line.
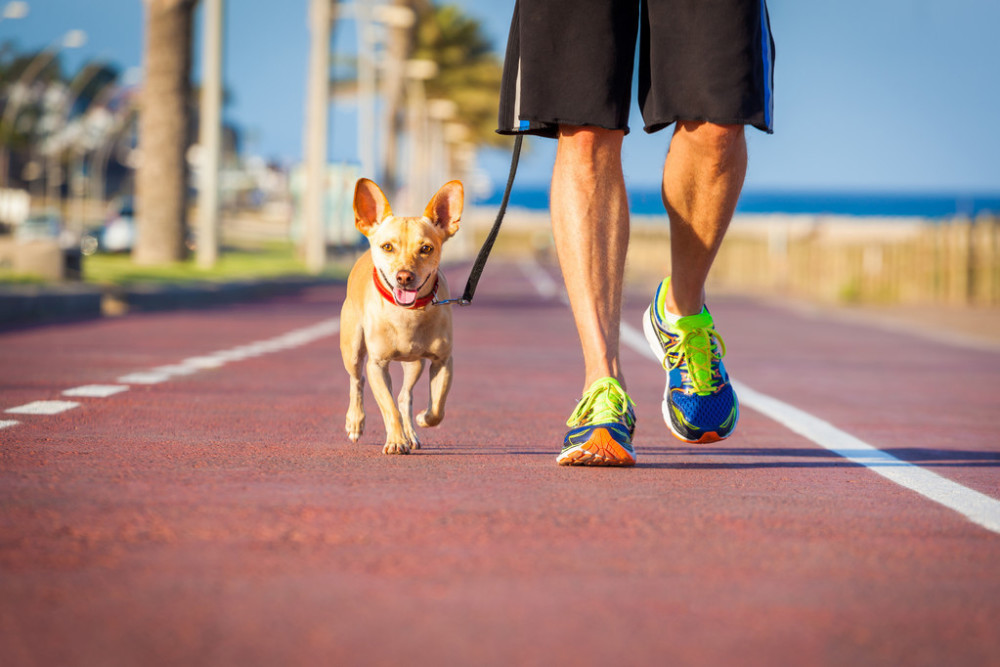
452, 134, 523, 305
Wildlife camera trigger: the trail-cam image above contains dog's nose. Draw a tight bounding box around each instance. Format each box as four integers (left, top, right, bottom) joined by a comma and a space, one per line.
396, 270, 415, 287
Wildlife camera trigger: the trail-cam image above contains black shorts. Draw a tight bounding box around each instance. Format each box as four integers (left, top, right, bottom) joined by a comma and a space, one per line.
497, 0, 775, 138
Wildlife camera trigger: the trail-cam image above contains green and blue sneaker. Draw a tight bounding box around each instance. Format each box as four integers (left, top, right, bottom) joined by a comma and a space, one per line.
557, 377, 637, 466
642, 278, 739, 444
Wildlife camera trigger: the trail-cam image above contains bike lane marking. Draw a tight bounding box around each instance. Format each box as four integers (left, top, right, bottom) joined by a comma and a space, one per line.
1, 317, 341, 430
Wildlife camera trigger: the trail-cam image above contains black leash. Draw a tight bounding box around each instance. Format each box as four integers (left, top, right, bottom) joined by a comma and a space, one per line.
434, 134, 523, 307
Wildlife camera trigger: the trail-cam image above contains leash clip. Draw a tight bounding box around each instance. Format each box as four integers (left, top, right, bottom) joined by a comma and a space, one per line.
431, 297, 471, 307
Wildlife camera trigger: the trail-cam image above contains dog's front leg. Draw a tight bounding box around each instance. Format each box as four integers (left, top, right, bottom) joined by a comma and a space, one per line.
417, 355, 452, 428
399, 360, 425, 450
366, 358, 411, 454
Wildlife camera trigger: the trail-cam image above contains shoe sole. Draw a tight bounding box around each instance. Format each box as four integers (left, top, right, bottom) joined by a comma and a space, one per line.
642, 305, 731, 445
557, 427, 636, 466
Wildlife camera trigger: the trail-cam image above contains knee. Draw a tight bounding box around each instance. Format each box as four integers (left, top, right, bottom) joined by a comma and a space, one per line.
674, 121, 746, 161
557, 124, 624, 161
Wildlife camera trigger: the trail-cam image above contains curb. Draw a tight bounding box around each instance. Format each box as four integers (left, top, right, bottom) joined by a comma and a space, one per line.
0, 276, 339, 329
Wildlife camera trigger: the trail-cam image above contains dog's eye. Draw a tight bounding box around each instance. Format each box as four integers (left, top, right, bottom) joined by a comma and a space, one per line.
420, 244, 434, 255
380, 243, 394, 253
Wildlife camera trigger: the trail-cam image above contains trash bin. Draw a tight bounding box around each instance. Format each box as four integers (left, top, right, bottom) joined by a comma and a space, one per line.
64, 246, 83, 281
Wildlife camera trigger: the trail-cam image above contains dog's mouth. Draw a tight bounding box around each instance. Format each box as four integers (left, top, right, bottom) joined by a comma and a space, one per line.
393, 286, 419, 307
379, 268, 432, 307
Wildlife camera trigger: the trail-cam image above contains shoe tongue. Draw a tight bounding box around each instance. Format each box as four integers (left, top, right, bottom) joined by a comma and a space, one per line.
675, 311, 713, 332
394, 287, 418, 306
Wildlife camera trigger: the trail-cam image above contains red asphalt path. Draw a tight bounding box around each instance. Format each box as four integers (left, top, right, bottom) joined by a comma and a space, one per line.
1, 261, 999, 666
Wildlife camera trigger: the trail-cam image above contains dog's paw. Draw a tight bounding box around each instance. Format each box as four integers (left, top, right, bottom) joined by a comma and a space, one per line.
382, 440, 411, 455
416, 409, 442, 428
346, 416, 365, 442
402, 427, 421, 450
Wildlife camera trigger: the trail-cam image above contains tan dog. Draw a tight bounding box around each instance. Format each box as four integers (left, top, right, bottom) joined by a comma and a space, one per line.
340, 178, 462, 454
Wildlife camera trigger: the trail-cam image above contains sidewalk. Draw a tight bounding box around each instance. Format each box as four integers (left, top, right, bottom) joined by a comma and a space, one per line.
0, 275, 338, 328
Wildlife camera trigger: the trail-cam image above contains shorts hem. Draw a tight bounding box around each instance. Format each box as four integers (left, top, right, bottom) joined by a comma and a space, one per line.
496, 116, 631, 139
644, 115, 774, 135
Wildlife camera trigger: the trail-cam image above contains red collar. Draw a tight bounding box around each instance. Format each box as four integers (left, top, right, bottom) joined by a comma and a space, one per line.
372, 267, 439, 309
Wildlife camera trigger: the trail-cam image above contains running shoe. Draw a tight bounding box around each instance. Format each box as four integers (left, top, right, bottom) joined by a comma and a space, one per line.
642, 278, 739, 444
558, 377, 637, 466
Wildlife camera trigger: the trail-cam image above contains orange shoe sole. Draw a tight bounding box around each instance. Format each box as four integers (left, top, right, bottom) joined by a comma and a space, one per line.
557, 427, 636, 467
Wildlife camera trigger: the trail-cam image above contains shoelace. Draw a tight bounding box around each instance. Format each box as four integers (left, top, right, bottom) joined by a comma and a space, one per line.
664, 326, 727, 396
566, 380, 634, 428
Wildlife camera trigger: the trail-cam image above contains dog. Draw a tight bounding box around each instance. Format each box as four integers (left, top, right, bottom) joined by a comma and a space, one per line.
340, 178, 463, 454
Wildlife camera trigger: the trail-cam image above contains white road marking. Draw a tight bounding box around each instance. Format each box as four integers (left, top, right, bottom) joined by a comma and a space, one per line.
6, 400, 80, 415
117, 371, 172, 385
149, 364, 200, 378
731, 380, 1000, 535
1, 318, 343, 433
63, 385, 129, 398
522, 258, 1000, 535
519, 259, 560, 299
181, 356, 226, 369
622, 316, 1000, 536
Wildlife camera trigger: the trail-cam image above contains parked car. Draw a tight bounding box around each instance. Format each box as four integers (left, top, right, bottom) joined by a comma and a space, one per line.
14, 209, 83, 280
15, 210, 62, 243
81, 196, 135, 255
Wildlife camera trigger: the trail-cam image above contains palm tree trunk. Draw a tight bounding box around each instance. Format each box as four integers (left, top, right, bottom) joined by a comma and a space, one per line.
134, 0, 195, 265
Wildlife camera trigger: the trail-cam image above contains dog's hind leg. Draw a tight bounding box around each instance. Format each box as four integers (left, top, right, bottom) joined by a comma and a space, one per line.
399, 360, 425, 449
417, 356, 452, 428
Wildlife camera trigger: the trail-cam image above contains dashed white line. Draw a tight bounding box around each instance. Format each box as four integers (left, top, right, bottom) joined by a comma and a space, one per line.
117, 371, 172, 385
63, 385, 130, 398
6, 400, 80, 415
2, 317, 343, 433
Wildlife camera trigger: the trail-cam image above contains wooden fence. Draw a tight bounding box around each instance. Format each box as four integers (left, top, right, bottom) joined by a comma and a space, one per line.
467, 209, 1000, 308
627, 214, 1000, 307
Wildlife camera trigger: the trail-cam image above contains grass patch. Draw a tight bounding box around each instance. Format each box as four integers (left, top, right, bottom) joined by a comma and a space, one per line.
81, 242, 348, 286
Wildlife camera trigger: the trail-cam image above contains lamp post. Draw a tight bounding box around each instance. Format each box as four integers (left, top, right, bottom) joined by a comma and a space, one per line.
196, 0, 224, 269
403, 58, 437, 213
45, 61, 112, 212
302, 0, 333, 274
1, 29, 87, 188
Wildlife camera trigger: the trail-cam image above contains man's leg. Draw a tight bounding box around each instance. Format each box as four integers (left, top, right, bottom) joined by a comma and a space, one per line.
552, 125, 637, 466
661, 121, 747, 316
642, 120, 746, 444
550, 125, 630, 391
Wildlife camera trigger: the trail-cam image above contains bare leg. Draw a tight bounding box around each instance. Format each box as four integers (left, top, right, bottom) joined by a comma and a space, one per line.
661, 121, 747, 316
550, 125, 630, 392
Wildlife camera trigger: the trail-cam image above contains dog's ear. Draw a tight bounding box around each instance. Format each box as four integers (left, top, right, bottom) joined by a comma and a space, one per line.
354, 178, 393, 236
423, 180, 463, 237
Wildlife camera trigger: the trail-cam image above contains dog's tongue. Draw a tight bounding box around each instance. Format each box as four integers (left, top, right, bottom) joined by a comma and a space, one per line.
394, 287, 418, 306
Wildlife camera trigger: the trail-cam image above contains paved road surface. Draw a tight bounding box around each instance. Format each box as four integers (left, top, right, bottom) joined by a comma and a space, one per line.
2, 261, 999, 666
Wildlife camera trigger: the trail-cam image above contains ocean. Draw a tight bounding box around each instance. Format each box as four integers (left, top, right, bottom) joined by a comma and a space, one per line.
475, 187, 1000, 219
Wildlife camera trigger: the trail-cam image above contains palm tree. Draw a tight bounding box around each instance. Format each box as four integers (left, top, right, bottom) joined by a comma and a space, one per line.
413, 3, 503, 149
133, 0, 196, 266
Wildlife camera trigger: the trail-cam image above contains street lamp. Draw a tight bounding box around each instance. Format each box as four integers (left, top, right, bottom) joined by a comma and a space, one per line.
404, 58, 437, 212
45, 61, 113, 211
1, 29, 88, 188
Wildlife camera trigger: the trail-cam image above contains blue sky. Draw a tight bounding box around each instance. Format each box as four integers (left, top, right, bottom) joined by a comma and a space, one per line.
3, 0, 999, 196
